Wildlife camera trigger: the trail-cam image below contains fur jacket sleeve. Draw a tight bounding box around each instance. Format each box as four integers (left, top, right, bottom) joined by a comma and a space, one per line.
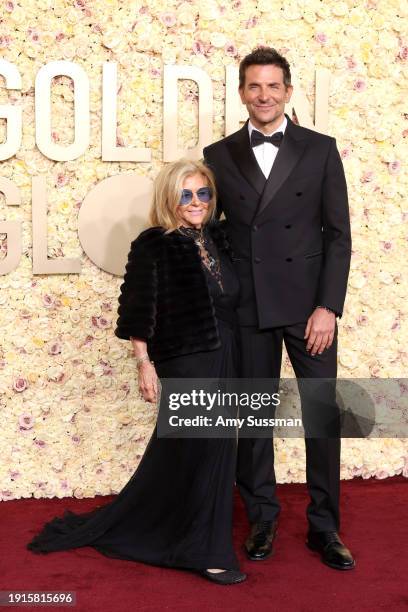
114, 221, 232, 362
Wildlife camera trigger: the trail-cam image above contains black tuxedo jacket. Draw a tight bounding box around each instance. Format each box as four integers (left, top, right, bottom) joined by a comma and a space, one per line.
203, 115, 352, 328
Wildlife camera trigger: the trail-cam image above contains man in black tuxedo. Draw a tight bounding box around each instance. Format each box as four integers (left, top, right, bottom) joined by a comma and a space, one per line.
203, 47, 355, 570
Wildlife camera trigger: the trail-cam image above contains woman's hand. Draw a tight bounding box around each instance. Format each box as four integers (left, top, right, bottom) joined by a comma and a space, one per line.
138, 360, 158, 403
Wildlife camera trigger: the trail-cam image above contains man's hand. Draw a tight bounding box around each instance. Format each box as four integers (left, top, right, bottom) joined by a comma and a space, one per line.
138, 360, 158, 403
304, 308, 336, 356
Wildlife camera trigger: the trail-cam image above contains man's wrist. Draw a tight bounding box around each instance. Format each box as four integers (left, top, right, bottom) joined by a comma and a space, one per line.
315, 305, 338, 316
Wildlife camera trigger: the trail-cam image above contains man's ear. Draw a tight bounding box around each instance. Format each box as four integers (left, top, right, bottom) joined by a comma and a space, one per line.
285, 85, 294, 103
238, 86, 245, 104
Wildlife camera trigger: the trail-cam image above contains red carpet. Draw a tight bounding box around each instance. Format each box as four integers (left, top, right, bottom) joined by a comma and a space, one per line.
1, 476, 407, 611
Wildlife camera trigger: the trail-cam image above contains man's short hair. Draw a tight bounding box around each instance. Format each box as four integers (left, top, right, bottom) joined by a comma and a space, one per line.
239, 47, 292, 89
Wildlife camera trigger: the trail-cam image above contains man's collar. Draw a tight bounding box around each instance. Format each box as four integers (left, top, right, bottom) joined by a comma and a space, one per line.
248, 114, 287, 138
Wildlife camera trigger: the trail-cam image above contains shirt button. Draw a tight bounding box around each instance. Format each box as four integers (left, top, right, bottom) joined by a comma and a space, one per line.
254, 257, 261, 263
285, 224, 292, 229
252, 225, 258, 231
286, 257, 293, 262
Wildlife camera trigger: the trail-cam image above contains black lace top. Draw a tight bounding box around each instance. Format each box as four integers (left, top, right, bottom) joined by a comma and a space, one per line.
177, 225, 240, 325
177, 225, 224, 291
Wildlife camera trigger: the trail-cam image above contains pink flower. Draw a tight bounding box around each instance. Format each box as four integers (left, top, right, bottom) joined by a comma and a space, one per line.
9, 470, 20, 479
159, 12, 176, 27
19, 413, 34, 430
346, 56, 357, 70
53, 371, 66, 384
5, 1, 14, 11
13, 377, 28, 393
315, 32, 328, 46
27, 29, 41, 43
48, 342, 62, 355
34, 439, 46, 447
100, 360, 113, 375
120, 382, 130, 395
245, 17, 257, 28
192, 40, 204, 54
56, 173, 69, 187
224, 42, 238, 57
340, 147, 351, 159
357, 315, 368, 326
375, 469, 389, 479
361, 171, 374, 183
43, 294, 56, 308
19, 308, 32, 320
72, 435, 81, 444
381, 241, 392, 251
91, 316, 111, 329
388, 161, 401, 175
55, 32, 65, 42
399, 45, 408, 61
353, 79, 366, 91
0, 35, 11, 48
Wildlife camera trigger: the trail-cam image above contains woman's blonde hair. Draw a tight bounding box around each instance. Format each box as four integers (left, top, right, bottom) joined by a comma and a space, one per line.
149, 158, 217, 231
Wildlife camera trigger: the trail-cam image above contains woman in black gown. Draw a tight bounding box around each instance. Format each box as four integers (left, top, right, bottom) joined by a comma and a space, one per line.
27, 159, 246, 585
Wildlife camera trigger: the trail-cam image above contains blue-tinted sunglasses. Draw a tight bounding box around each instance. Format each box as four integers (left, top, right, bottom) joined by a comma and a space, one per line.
179, 187, 213, 206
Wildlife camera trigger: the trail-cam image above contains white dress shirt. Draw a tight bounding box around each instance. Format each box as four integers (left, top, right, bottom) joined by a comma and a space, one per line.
248, 115, 287, 178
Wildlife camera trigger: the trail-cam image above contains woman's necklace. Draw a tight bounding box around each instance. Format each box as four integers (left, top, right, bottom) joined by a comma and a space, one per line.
178, 225, 224, 291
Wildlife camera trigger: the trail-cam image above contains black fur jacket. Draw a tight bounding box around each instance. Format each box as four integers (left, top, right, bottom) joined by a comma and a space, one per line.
114, 221, 233, 362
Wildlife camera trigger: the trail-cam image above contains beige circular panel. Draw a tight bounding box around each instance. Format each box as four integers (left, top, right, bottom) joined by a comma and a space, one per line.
78, 174, 153, 276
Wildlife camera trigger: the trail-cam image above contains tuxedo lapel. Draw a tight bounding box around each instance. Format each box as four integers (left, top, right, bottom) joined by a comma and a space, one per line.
255, 116, 308, 217
225, 121, 266, 196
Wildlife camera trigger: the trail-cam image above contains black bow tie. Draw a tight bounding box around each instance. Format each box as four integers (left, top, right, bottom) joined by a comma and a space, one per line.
251, 130, 284, 148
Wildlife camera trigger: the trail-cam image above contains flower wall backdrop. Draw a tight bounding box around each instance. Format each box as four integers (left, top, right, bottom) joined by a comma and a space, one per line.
0, 0, 407, 500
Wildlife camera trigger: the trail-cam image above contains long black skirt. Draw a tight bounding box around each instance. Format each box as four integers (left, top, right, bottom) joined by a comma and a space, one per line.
27, 319, 240, 571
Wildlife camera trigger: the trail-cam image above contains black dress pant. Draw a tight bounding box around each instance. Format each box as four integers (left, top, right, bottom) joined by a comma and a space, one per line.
236, 321, 340, 532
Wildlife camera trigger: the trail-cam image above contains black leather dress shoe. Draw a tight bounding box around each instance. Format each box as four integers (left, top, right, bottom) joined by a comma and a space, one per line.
199, 569, 247, 585
244, 520, 278, 561
306, 530, 356, 570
